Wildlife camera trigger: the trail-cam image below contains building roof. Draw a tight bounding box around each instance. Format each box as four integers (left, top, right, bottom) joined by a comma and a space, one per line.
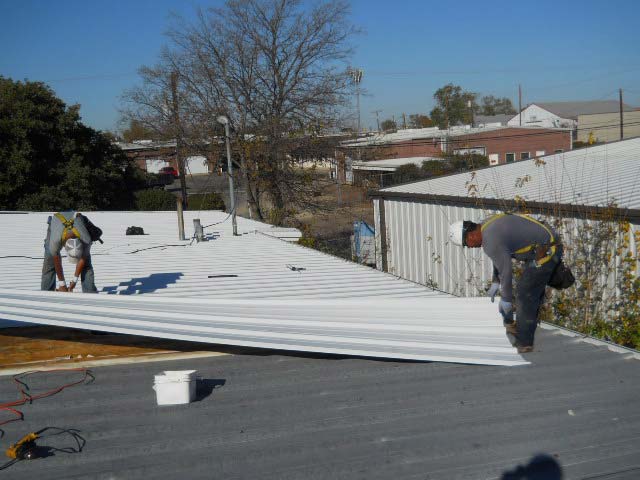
0, 324, 638, 479
341, 124, 568, 148
379, 138, 640, 215
473, 114, 513, 126
352, 156, 442, 172
532, 100, 635, 119
115, 140, 177, 151
0, 211, 526, 366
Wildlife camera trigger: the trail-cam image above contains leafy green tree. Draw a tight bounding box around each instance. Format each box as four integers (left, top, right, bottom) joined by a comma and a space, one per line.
134, 188, 177, 210
478, 95, 516, 116
430, 84, 477, 128
0, 77, 144, 211
392, 164, 427, 184
380, 119, 397, 131
408, 114, 433, 129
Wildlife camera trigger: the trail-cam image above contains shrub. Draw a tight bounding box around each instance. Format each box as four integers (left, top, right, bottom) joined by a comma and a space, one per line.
188, 193, 226, 210
134, 189, 177, 211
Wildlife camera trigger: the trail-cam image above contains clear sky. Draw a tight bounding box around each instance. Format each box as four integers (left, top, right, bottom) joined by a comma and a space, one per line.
2, 0, 639, 132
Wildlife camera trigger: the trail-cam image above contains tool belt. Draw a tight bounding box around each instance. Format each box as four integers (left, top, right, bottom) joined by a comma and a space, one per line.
534, 242, 559, 264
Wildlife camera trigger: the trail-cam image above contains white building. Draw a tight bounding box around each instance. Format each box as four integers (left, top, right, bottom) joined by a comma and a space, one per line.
508, 100, 634, 130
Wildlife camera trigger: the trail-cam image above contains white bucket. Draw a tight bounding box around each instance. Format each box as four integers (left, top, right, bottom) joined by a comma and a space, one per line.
153, 370, 198, 406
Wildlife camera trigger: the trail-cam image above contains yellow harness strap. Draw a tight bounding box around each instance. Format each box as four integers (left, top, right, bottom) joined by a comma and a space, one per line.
54, 212, 82, 242
481, 213, 557, 266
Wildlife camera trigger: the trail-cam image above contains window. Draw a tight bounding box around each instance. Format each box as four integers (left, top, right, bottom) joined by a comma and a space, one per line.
536, 150, 546, 157
520, 152, 530, 160
489, 154, 499, 166
505, 153, 515, 163
554, 149, 563, 154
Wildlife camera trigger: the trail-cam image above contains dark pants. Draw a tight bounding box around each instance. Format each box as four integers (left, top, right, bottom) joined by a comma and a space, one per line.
515, 247, 562, 346
41, 253, 97, 292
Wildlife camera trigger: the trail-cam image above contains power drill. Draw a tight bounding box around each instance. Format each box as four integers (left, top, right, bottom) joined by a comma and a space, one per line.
5, 433, 39, 460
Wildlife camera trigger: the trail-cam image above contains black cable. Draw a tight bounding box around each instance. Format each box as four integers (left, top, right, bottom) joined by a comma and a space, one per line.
0, 459, 18, 471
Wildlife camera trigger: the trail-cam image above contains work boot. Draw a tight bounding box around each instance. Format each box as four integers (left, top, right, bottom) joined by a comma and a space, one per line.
516, 344, 534, 354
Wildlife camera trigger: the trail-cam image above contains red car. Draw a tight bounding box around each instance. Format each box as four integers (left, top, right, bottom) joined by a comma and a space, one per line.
159, 166, 179, 178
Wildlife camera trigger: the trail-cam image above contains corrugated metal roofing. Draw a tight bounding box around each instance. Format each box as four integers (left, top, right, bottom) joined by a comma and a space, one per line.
382, 138, 640, 210
0, 211, 526, 366
340, 125, 508, 147
352, 156, 441, 171
534, 100, 635, 118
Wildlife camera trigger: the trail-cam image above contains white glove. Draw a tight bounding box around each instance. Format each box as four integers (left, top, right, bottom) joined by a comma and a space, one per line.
487, 282, 500, 303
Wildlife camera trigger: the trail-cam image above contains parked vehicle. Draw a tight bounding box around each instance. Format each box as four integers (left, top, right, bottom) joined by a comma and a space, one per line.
159, 166, 179, 178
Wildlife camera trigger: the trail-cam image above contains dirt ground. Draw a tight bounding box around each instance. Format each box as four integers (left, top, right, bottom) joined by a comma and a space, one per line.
292, 177, 374, 260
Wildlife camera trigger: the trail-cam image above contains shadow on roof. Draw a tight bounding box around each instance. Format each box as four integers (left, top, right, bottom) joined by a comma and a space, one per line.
101, 272, 184, 295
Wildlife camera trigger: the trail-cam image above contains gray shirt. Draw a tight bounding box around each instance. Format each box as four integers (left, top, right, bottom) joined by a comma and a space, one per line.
46, 211, 92, 256
481, 214, 557, 302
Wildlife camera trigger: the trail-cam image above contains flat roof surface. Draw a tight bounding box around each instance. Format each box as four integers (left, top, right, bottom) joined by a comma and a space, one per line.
1, 325, 639, 479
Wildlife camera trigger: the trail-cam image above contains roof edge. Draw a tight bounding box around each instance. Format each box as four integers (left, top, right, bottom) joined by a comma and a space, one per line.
368, 190, 640, 223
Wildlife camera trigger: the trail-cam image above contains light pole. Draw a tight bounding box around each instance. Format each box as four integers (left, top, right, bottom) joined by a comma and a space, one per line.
217, 115, 238, 236
348, 68, 364, 134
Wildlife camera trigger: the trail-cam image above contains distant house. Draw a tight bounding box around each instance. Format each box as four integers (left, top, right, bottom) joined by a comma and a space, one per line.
508, 100, 634, 130
338, 125, 571, 169
115, 140, 212, 175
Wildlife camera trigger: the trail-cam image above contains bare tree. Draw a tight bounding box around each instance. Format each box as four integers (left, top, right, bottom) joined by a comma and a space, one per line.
122, 0, 357, 224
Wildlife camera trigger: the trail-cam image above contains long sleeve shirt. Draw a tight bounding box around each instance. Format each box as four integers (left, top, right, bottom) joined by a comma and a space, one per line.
481, 214, 557, 302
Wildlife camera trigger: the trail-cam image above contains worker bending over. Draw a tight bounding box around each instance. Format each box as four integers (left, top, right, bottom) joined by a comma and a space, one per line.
448, 213, 562, 353
41, 211, 97, 293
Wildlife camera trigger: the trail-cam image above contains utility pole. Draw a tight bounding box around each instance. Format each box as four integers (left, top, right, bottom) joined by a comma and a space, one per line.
402, 113, 407, 130
372, 110, 382, 132
518, 84, 522, 126
619, 88, 624, 140
217, 115, 238, 236
170, 71, 187, 240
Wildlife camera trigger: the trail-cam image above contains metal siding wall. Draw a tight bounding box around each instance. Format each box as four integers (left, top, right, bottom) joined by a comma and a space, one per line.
383, 200, 496, 296
373, 199, 382, 270
381, 199, 640, 300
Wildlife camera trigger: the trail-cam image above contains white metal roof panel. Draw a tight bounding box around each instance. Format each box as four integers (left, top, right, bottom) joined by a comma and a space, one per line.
0, 211, 526, 365
352, 156, 441, 171
382, 138, 640, 210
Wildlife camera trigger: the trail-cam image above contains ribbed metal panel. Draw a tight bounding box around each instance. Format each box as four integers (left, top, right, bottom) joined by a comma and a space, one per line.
375, 201, 639, 298
0, 211, 527, 365
378, 200, 496, 295
383, 138, 640, 210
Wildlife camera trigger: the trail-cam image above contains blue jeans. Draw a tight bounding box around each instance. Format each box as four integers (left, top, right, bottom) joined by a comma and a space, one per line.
515, 247, 563, 346
41, 253, 97, 293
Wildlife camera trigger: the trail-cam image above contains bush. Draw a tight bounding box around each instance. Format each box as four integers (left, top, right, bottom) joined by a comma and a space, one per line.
134, 189, 177, 211
188, 193, 226, 210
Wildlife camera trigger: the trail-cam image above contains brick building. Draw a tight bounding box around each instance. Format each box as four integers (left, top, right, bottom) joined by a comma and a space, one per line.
116, 141, 214, 175
339, 125, 572, 166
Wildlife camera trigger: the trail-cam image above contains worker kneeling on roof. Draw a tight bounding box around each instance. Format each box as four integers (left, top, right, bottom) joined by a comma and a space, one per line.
41, 211, 98, 293
448, 213, 563, 354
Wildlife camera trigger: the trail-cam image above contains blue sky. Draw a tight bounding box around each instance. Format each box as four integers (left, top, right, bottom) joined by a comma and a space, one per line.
2, 0, 639, 132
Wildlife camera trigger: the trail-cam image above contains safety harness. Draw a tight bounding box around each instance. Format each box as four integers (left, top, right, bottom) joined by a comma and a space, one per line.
481, 213, 558, 266
54, 212, 82, 242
